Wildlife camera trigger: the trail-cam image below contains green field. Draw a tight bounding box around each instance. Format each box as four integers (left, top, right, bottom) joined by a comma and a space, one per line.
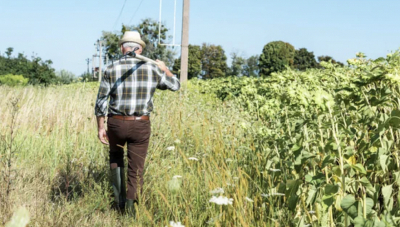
1, 51, 400, 226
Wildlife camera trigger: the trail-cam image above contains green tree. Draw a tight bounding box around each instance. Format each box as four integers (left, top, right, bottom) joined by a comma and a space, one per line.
101, 31, 120, 60
228, 52, 246, 77
258, 41, 295, 76
200, 43, 227, 79
294, 48, 319, 71
317, 55, 344, 67
102, 18, 175, 67
5, 47, 13, 58
28, 57, 57, 85
243, 55, 259, 77
172, 45, 202, 79
56, 70, 75, 84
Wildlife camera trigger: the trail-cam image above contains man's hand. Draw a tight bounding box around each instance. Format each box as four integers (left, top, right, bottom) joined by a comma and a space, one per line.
96, 116, 109, 145
98, 128, 109, 145
156, 59, 174, 77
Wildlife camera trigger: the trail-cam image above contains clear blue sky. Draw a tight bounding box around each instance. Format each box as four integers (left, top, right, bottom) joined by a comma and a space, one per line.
1, 0, 399, 75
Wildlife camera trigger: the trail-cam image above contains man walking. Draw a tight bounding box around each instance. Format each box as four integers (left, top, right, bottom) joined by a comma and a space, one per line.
94, 31, 180, 213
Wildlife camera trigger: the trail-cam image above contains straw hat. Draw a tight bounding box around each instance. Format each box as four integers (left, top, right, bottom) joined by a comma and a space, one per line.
118, 31, 146, 48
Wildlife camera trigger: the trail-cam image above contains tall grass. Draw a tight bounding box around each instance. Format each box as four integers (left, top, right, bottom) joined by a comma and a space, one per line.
0, 82, 283, 226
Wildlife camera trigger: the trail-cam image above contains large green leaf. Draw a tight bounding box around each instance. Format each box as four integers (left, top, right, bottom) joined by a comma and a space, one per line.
352, 164, 367, 175
387, 109, 400, 128
341, 194, 358, 219
394, 172, 400, 186
285, 179, 300, 197
288, 195, 299, 211
321, 155, 334, 169
365, 197, 374, 215
354, 216, 375, 227
322, 194, 334, 211
354, 216, 366, 227
382, 184, 393, 209
306, 188, 317, 206
324, 184, 339, 196
359, 177, 376, 193
379, 155, 389, 173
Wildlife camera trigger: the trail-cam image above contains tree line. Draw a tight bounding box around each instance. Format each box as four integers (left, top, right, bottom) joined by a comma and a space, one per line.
0, 47, 83, 86
102, 19, 344, 79
0, 18, 346, 86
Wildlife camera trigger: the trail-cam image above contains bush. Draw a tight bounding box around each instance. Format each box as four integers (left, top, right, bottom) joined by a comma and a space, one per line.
0, 74, 29, 86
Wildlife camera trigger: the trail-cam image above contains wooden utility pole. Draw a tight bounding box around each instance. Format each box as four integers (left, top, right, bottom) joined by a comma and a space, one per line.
180, 0, 190, 83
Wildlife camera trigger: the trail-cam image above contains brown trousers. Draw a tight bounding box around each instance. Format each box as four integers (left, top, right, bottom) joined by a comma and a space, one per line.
107, 117, 151, 200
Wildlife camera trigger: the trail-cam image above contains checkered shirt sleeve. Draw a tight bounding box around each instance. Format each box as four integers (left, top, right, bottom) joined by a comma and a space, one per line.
94, 70, 111, 116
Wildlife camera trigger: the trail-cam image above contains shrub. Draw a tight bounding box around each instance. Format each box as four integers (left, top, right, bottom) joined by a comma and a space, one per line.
0, 74, 28, 86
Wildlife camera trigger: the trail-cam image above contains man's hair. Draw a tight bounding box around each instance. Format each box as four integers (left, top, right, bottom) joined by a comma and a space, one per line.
122, 42, 142, 51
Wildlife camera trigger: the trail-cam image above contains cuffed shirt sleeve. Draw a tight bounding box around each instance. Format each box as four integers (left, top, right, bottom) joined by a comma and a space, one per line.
94, 71, 111, 116
154, 66, 180, 91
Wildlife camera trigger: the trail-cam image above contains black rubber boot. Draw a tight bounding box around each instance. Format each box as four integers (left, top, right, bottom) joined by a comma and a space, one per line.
119, 167, 126, 208
125, 199, 138, 217
111, 167, 126, 210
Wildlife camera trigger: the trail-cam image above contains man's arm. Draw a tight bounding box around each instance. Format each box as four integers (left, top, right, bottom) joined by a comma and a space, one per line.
155, 60, 180, 91
94, 71, 111, 145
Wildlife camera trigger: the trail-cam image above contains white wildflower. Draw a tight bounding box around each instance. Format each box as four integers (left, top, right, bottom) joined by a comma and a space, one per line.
188, 157, 199, 161
209, 196, 233, 205
166, 221, 185, 227
166, 146, 175, 151
269, 168, 281, 172
308, 210, 316, 214
174, 139, 181, 144
225, 158, 233, 162
245, 197, 254, 202
173, 175, 182, 179
210, 187, 224, 194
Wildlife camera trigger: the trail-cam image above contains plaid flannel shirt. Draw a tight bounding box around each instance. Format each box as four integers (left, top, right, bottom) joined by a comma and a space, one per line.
94, 56, 180, 117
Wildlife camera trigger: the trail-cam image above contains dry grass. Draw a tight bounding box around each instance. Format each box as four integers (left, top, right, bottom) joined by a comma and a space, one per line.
0, 82, 284, 226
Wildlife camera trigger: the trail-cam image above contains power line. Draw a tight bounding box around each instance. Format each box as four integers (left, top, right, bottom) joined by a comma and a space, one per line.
128, 0, 145, 25
113, 0, 128, 30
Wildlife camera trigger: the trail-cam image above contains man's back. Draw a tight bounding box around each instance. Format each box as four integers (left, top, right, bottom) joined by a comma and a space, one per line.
95, 56, 180, 117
